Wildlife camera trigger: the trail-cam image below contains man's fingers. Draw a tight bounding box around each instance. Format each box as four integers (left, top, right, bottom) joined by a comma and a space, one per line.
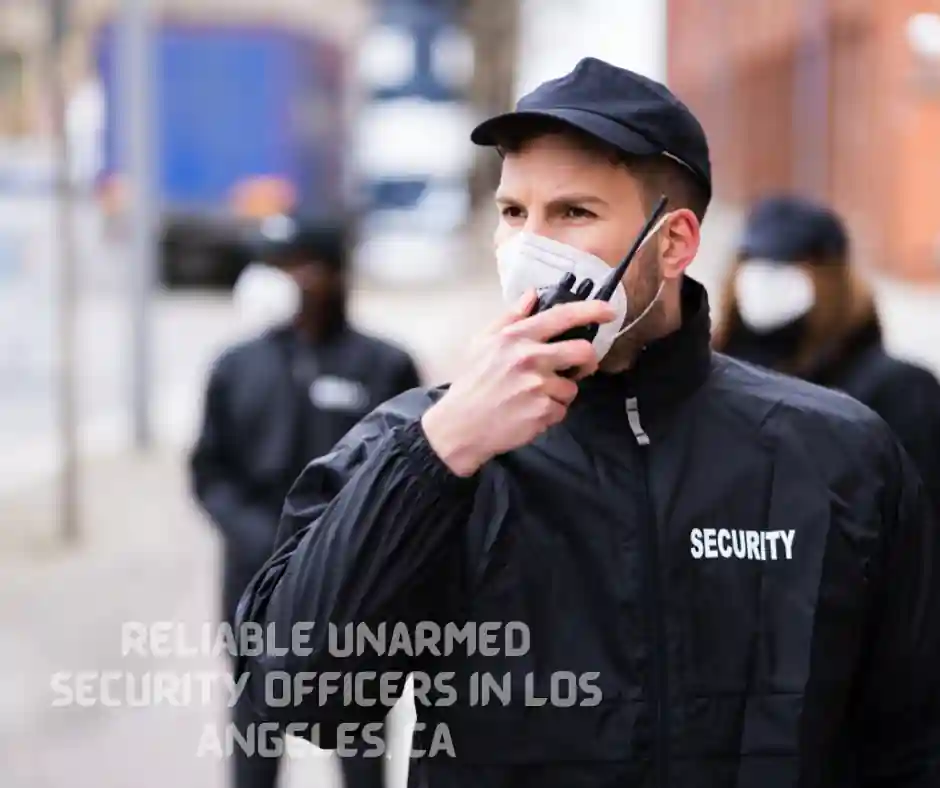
539, 398, 568, 428
489, 290, 538, 333
515, 289, 538, 316
542, 374, 580, 406
507, 299, 617, 343
570, 358, 599, 381
530, 339, 599, 374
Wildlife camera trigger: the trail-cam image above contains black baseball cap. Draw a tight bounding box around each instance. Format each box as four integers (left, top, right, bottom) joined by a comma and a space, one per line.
471, 57, 712, 202
251, 215, 350, 271
739, 196, 848, 264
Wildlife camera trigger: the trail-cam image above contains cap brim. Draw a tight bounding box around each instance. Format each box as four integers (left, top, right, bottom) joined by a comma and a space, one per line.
470, 107, 660, 158
737, 233, 804, 264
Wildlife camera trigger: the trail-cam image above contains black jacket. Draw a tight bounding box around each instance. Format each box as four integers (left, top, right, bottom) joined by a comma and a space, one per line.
726, 318, 940, 520
236, 280, 940, 787
190, 323, 421, 625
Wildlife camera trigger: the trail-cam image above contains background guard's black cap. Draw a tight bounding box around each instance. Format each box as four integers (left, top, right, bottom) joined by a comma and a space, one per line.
739, 195, 849, 264
250, 215, 351, 271
471, 57, 712, 202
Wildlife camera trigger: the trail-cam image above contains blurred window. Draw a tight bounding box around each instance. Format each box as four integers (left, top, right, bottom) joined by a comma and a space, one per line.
353, 98, 475, 179
430, 27, 475, 91
357, 26, 416, 91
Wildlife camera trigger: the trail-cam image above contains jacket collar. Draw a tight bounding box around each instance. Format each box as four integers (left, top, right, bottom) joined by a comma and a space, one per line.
267, 316, 351, 350
574, 276, 713, 428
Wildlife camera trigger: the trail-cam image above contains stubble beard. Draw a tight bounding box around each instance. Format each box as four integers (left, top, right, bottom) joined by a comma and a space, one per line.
598, 247, 664, 373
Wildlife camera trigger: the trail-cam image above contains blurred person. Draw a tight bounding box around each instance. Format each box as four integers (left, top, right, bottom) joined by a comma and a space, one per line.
713, 195, 940, 514
235, 59, 940, 786
190, 219, 420, 788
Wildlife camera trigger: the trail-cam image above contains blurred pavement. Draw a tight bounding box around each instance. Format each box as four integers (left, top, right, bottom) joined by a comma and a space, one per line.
3, 204, 940, 788
0, 450, 418, 788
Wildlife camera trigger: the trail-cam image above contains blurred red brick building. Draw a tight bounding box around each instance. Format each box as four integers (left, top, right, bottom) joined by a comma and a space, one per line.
668, 0, 940, 281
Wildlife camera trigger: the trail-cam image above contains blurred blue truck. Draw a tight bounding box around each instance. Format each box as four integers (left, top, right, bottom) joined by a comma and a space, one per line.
94, 20, 347, 287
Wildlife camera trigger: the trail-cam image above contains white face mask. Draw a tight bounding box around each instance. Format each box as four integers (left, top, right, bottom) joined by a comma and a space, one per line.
495, 214, 669, 361
734, 260, 815, 332
232, 262, 301, 329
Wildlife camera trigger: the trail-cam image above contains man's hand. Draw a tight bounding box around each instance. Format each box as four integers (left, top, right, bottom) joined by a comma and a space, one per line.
421, 291, 616, 477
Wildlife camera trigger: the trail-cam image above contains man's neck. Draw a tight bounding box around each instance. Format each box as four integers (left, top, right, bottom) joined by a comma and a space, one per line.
599, 286, 683, 374
294, 309, 345, 345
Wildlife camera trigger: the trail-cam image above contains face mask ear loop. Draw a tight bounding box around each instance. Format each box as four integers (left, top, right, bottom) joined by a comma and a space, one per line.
609, 212, 671, 341
612, 279, 666, 340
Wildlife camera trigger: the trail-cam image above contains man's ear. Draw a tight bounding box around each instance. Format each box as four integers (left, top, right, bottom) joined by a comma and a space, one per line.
659, 208, 700, 279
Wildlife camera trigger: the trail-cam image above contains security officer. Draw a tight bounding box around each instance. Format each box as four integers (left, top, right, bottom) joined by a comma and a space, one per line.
714, 195, 940, 517
235, 60, 940, 787
190, 218, 420, 788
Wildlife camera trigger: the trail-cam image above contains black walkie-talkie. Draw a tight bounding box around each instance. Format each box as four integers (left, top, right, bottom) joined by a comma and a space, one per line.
528, 194, 669, 347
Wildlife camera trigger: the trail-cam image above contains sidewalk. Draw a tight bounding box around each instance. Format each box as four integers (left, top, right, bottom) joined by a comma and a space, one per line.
0, 448, 225, 786
0, 418, 422, 788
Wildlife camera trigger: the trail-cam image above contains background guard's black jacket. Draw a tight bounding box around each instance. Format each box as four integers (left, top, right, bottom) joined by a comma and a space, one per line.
190, 324, 421, 626
724, 316, 940, 523
236, 280, 940, 787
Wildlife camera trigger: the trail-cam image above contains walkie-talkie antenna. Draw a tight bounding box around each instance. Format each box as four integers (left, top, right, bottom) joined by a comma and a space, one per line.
593, 195, 669, 303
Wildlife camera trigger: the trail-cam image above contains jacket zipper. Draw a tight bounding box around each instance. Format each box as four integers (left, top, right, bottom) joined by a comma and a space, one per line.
627, 397, 667, 787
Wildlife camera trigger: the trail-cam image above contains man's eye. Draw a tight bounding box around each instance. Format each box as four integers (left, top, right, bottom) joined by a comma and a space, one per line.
564, 206, 596, 219
501, 206, 525, 219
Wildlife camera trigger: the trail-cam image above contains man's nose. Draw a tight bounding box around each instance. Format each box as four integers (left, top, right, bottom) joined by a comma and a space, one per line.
523, 213, 555, 240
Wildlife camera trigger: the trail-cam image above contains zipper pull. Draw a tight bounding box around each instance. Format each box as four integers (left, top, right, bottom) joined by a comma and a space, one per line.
626, 397, 650, 446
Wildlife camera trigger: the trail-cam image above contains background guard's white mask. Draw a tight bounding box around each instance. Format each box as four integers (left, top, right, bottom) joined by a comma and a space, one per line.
232, 262, 302, 330
495, 214, 669, 361
734, 260, 815, 332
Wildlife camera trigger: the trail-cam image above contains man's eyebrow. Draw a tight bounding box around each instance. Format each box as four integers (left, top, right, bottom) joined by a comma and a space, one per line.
547, 193, 609, 207
494, 193, 609, 206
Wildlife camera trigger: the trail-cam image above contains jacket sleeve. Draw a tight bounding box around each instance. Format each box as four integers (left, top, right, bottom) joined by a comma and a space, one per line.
854, 437, 940, 786
189, 355, 277, 557
234, 391, 478, 740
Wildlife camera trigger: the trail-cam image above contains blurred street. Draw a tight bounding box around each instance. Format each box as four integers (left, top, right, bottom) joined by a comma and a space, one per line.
0, 270, 510, 503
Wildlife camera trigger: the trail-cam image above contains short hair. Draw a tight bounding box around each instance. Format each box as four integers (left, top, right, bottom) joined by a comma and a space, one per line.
494, 115, 710, 222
